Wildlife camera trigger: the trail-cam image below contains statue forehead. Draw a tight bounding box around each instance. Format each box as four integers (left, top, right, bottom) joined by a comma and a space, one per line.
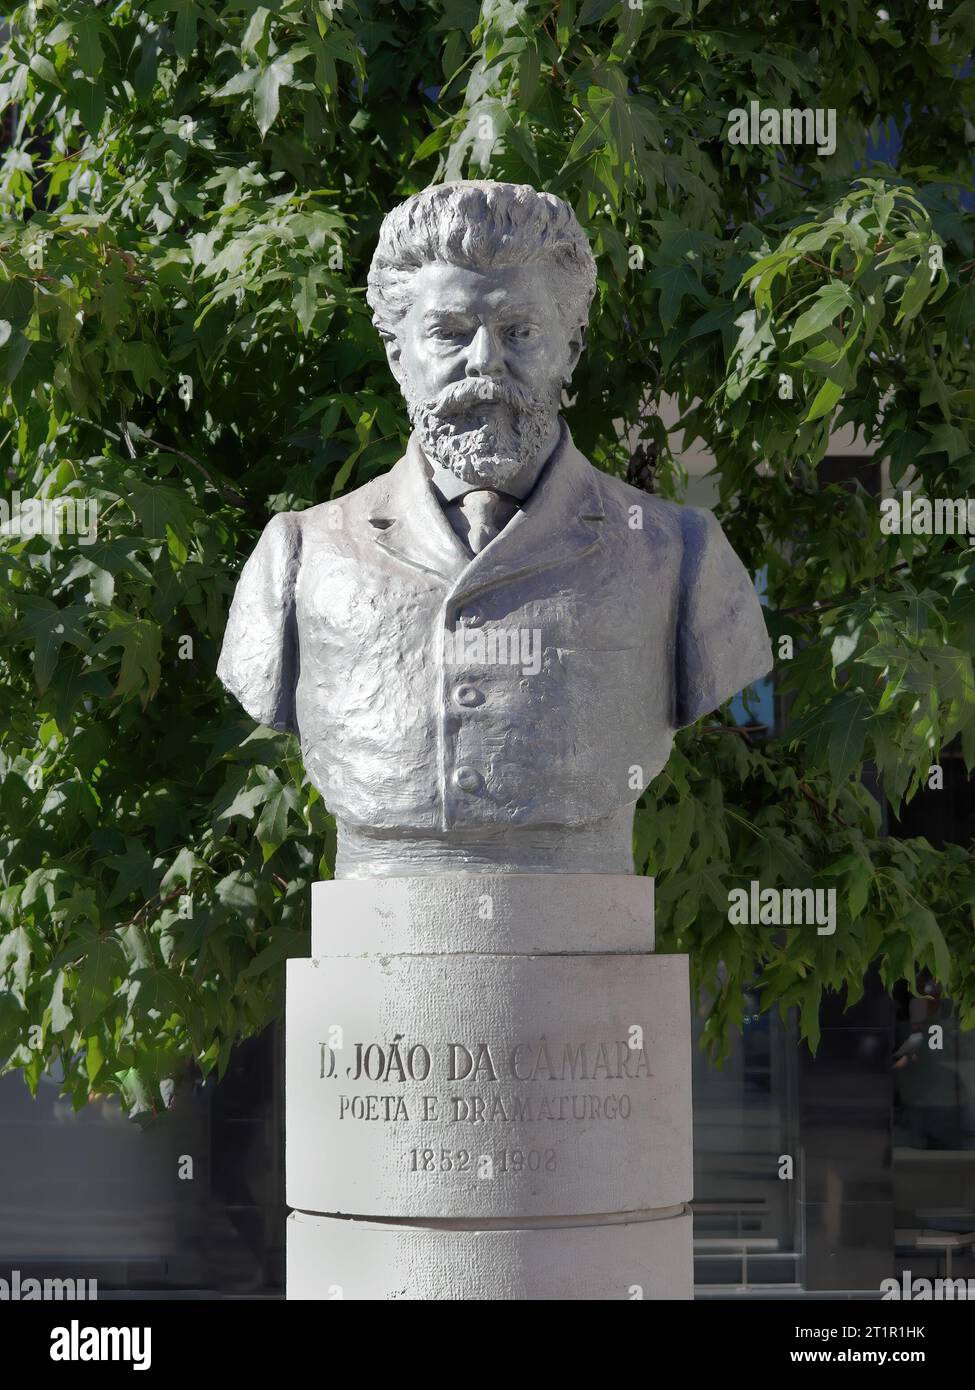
404, 260, 563, 317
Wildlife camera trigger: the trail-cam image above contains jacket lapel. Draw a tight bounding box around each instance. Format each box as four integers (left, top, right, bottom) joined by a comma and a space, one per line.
366, 433, 469, 582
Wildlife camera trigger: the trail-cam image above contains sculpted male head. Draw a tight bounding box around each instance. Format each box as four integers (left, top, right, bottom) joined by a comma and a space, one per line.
366, 181, 597, 488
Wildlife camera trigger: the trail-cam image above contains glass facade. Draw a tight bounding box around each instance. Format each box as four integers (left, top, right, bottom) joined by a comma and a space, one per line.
692, 990, 802, 1292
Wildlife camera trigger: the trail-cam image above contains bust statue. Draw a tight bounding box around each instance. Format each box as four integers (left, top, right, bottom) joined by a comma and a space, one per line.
217, 180, 773, 878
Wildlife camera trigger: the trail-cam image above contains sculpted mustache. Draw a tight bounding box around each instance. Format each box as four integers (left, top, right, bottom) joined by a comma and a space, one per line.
421, 381, 536, 417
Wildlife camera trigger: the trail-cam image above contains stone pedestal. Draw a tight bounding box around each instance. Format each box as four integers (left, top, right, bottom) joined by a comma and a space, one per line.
286, 874, 693, 1300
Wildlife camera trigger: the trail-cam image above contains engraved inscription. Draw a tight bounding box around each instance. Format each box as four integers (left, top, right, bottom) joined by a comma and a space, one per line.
408, 1148, 557, 1174
320, 1035, 652, 1083
316, 1032, 653, 1137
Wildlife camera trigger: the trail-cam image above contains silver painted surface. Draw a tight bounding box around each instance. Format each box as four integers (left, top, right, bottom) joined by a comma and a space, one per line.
217, 181, 772, 876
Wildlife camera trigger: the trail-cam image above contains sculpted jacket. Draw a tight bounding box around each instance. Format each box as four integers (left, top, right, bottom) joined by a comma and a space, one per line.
217, 421, 773, 875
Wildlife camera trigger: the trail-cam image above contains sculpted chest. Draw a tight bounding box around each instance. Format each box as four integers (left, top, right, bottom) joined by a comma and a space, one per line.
293, 519, 679, 829
217, 431, 772, 841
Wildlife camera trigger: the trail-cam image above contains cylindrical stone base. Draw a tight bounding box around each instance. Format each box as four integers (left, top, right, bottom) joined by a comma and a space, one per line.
287, 874, 693, 1300
288, 1207, 694, 1301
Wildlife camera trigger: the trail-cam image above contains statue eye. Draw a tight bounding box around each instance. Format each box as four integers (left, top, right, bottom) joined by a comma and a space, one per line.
507, 324, 539, 341
429, 325, 466, 342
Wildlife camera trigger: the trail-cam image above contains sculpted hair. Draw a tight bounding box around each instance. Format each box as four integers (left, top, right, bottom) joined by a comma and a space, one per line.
366, 180, 597, 341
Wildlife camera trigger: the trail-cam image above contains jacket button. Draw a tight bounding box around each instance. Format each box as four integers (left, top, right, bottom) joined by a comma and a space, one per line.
454, 683, 483, 708
452, 766, 484, 793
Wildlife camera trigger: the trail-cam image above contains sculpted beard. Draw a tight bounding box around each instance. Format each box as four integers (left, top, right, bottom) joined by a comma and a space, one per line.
406, 376, 561, 488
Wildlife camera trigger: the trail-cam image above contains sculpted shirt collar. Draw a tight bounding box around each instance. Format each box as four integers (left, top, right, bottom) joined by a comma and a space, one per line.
366, 416, 606, 590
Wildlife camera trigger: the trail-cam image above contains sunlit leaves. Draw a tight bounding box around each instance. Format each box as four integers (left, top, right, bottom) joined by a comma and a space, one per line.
254, 59, 295, 140
789, 283, 854, 347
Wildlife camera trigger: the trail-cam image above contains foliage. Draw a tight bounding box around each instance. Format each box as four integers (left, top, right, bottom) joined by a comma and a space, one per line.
0, 0, 973, 1111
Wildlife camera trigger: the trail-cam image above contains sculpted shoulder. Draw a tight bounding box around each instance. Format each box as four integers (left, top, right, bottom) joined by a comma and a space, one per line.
587, 463, 686, 554
270, 470, 394, 552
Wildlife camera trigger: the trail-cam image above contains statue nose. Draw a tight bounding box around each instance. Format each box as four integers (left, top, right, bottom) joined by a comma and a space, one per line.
464, 324, 503, 376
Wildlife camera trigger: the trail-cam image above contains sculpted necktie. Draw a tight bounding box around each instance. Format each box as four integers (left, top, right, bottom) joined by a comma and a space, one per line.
449, 489, 520, 555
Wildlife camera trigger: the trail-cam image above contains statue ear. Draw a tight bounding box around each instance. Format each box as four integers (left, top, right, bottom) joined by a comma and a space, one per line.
564, 322, 587, 380
380, 329, 405, 384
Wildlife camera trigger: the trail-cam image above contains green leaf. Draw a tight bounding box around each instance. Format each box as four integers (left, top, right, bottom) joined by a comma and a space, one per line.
0, 927, 33, 997
69, 77, 107, 137
826, 692, 873, 787
11, 597, 91, 694
918, 424, 970, 463
127, 478, 198, 546
895, 259, 938, 328
213, 67, 259, 99
905, 905, 951, 986
789, 283, 853, 346
215, 871, 259, 913
50, 971, 73, 1033
255, 777, 300, 861
241, 6, 271, 56
647, 262, 703, 331
804, 374, 844, 423
92, 614, 162, 700
117, 1065, 155, 1118
75, 18, 104, 78
74, 934, 124, 1031
796, 690, 873, 788
173, 2, 198, 61
86, 1032, 106, 1084
578, 0, 618, 22
29, 53, 61, 88
116, 341, 167, 392
254, 59, 293, 138
293, 270, 324, 333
